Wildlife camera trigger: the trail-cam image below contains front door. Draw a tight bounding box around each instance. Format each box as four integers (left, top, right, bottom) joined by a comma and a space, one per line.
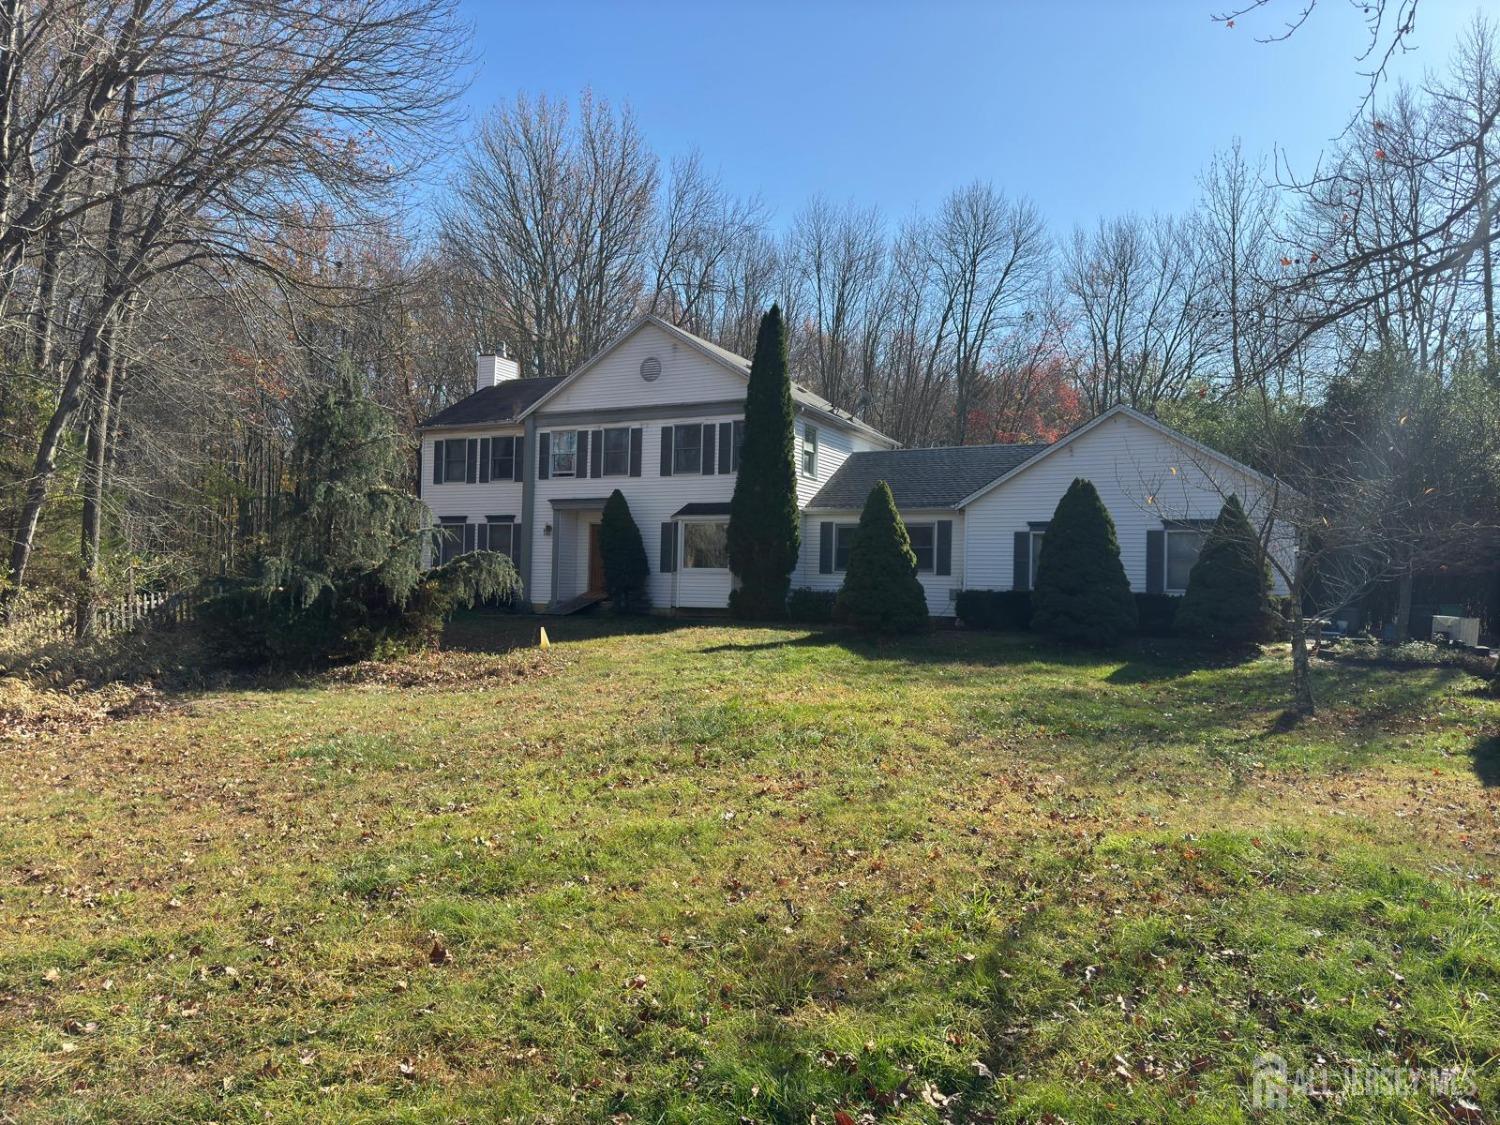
587, 523, 605, 594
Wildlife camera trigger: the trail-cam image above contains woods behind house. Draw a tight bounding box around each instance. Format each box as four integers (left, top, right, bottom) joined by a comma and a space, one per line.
1, 3, 1498, 641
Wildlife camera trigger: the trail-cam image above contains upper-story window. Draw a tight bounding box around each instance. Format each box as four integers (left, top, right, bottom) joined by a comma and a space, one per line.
489, 436, 516, 481
801, 425, 818, 477
442, 440, 467, 483
602, 427, 632, 476
550, 430, 578, 477
672, 424, 702, 474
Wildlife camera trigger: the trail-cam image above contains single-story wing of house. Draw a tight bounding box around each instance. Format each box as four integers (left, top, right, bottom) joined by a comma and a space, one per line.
416, 315, 1293, 615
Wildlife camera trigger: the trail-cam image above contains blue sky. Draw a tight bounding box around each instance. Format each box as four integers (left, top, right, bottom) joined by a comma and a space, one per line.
452, 0, 1482, 234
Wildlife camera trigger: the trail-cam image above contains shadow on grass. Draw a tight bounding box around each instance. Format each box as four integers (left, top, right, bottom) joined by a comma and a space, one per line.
1472, 734, 1500, 788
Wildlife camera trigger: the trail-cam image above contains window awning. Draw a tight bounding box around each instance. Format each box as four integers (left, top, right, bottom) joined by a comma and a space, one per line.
672, 502, 732, 518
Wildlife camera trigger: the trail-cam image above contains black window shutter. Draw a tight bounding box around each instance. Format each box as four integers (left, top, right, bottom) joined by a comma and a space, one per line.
629, 428, 643, 476
660, 426, 674, 476
590, 429, 604, 477
463, 522, 476, 554
1013, 531, 1030, 591
465, 438, 478, 483
1146, 529, 1165, 594
702, 423, 716, 475
513, 436, 525, 481
577, 430, 590, 479
479, 437, 491, 483
538, 432, 551, 480
936, 520, 953, 576
659, 522, 676, 572
718, 422, 733, 473
819, 522, 834, 574
512, 525, 522, 566
432, 440, 444, 485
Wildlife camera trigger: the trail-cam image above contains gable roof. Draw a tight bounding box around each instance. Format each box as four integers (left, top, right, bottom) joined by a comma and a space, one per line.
518, 314, 896, 446
419, 377, 563, 429
808, 405, 1286, 514
954, 404, 1286, 508
808, 442, 1052, 510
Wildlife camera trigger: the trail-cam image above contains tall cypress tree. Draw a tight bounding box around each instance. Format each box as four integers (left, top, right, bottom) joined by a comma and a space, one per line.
1031, 477, 1137, 645
1175, 495, 1272, 643
836, 482, 930, 634
728, 305, 800, 619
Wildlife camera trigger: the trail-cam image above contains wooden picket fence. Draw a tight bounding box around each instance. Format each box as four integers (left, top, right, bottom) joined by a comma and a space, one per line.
4, 587, 206, 643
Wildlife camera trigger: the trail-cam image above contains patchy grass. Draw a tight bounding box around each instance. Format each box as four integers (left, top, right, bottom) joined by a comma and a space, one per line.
1, 613, 1497, 1123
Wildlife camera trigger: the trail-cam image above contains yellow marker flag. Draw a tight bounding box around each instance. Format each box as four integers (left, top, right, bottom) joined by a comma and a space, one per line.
538, 627, 550, 650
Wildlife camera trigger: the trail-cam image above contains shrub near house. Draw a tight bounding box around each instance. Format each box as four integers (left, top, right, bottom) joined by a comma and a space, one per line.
837, 482, 929, 634
1031, 477, 1137, 645
1175, 495, 1273, 644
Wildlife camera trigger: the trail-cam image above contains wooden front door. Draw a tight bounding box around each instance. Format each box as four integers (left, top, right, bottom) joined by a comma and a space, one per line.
587, 523, 605, 594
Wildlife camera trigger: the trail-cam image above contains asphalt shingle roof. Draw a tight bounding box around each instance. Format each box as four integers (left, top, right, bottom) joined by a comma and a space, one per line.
808, 443, 1053, 510
420, 377, 564, 428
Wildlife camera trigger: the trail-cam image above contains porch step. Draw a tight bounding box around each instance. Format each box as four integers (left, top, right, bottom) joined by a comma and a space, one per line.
549, 591, 608, 616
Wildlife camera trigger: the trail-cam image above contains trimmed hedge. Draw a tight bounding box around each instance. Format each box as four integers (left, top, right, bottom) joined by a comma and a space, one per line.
955, 589, 1033, 631
787, 588, 838, 623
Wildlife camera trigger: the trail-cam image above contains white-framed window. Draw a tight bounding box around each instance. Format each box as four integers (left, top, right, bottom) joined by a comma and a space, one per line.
486, 519, 517, 560
436, 517, 466, 566
801, 424, 818, 477
672, 425, 702, 474
907, 523, 936, 572
1165, 528, 1207, 593
489, 436, 516, 481
442, 441, 467, 483
550, 430, 577, 477
682, 521, 729, 569
833, 523, 858, 571
731, 419, 745, 472
601, 427, 631, 476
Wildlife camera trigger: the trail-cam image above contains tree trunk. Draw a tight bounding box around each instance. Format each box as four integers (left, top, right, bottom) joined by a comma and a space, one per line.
1393, 569, 1415, 643
75, 322, 122, 638
1289, 594, 1316, 716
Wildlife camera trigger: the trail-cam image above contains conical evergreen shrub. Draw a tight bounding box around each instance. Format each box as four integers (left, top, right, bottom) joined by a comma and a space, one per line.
728, 305, 800, 619
836, 481, 929, 634
1031, 477, 1137, 645
1174, 495, 1271, 643
599, 489, 650, 612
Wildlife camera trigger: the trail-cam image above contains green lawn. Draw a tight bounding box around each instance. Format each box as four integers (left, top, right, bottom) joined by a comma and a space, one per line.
2, 616, 1497, 1123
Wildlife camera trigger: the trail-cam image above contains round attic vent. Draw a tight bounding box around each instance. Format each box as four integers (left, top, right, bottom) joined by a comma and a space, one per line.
640, 356, 662, 381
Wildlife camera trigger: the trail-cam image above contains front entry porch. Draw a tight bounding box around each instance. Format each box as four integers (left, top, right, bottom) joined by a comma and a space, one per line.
548, 497, 610, 612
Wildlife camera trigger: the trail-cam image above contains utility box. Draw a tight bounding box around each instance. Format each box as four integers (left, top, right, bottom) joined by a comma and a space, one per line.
1430, 615, 1480, 647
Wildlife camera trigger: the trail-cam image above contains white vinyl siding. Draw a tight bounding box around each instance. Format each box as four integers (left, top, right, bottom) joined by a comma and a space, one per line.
420, 427, 525, 537
962, 411, 1292, 595
540, 321, 749, 412
795, 508, 963, 616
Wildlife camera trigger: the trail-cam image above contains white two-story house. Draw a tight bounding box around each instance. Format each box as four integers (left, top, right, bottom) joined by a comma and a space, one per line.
418, 315, 1291, 615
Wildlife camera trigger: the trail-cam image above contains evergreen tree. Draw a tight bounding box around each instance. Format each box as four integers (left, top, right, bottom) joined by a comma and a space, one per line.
203, 355, 519, 666
1031, 477, 1137, 645
836, 481, 930, 634
728, 305, 800, 619
599, 489, 650, 612
1174, 495, 1272, 643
